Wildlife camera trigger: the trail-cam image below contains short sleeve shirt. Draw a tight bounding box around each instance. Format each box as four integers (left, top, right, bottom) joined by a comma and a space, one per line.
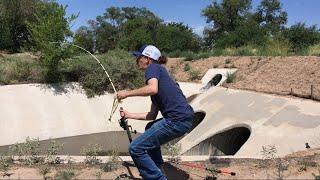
145, 63, 194, 121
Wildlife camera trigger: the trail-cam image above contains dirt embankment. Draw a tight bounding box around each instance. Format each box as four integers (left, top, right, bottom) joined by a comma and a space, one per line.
166, 56, 320, 101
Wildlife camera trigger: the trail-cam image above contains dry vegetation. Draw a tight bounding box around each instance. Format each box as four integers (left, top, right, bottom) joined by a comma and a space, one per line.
167, 56, 320, 101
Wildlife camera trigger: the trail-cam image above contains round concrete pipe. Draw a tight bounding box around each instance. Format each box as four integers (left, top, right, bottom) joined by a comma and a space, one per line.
166, 111, 206, 144
201, 74, 223, 90
183, 126, 251, 156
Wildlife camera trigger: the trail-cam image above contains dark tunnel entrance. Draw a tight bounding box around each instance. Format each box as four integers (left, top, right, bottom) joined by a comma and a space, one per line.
189, 111, 206, 132
201, 74, 223, 90
183, 126, 251, 156
166, 111, 206, 144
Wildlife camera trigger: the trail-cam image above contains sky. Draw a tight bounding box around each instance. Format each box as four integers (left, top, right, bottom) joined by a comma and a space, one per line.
56, 0, 320, 36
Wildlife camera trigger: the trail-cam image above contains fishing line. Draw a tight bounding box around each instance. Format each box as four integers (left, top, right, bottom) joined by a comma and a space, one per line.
51, 42, 119, 121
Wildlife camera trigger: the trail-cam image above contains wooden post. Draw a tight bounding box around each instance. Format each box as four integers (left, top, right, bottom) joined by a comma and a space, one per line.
290, 88, 293, 96
311, 85, 314, 100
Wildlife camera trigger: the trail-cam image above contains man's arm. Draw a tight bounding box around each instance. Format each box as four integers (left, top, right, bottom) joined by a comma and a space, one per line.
117, 78, 158, 100
124, 103, 159, 121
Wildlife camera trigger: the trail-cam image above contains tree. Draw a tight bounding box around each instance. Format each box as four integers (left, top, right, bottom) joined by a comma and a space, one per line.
255, 0, 287, 36
73, 26, 95, 53
0, 0, 43, 52
155, 22, 201, 52
284, 23, 320, 52
28, 1, 77, 82
202, 0, 252, 48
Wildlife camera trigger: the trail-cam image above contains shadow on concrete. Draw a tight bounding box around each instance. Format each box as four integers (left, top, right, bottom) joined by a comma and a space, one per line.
0, 131, 140, 155
183, 126, 251, 156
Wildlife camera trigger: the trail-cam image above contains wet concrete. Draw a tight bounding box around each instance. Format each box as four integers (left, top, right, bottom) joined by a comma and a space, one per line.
0, 131, 140, 155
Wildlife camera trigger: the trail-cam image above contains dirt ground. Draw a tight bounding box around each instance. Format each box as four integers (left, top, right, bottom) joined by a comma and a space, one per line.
2, 148, 320, 179
166, 56, 320, 101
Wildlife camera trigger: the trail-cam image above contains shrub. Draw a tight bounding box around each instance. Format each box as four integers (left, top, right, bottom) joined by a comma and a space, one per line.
0, 55, 43, 85
100, 149, 120, 172
258, 37, 290, 56
54, 168, 75, 180
183, 63, 190, 72
226, 72, 236, 83
45, 140, 64, 164
62, 49, 144, 97
308, 44, 320, 56
9, 137, 42, 165
188, 70, 201, 81
80, 144, 104, 165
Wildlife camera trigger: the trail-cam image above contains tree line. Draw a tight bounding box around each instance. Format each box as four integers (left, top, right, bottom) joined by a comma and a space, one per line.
0, 0, 319, 55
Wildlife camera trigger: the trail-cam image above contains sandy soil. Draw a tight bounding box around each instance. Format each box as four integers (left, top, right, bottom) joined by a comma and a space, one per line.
2, 148, 320, 179
166, 56, 320, 101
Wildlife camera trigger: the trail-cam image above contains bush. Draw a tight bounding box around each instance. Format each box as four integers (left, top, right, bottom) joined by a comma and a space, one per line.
308, 44, 320, 56
188, 70, 201, 81
183, 63, 190, 72
258, 37, 291, 56
55, 168, 75, 180
80, 144, 105, 165
226, 72, 236, 83
0, 55, 43, 85
9, 137, 43, 165
284, 23, 320, 52
61, 49, 144, 97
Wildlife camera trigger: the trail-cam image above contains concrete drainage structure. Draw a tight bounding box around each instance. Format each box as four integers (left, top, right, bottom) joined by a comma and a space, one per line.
178, 87, 320, 158
1, 68, 320, 159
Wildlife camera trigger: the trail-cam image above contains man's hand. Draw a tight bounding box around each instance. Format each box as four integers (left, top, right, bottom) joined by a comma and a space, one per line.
119, 107, 131, 119
117, 90, 129, 101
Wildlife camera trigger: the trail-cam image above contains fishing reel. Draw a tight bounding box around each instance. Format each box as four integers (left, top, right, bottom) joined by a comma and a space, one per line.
119, 107, 137, 143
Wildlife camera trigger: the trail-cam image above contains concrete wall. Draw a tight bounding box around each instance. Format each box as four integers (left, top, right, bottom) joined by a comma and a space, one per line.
0, 82, 202, 147
179, 87, 320, 157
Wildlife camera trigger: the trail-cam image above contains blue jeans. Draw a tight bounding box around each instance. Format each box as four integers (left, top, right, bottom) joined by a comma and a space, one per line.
129, 116, 193, 180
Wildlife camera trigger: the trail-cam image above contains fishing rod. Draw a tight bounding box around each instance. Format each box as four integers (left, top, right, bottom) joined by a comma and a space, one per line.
51, 42, 119, 121
119, 107, 137, 143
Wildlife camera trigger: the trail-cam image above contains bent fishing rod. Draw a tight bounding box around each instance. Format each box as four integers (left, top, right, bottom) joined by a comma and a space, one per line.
51, 42, 119, 121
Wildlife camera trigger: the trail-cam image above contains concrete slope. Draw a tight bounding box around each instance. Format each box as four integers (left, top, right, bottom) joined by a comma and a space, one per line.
179, 87, 320, 158
0, 82, 201, 147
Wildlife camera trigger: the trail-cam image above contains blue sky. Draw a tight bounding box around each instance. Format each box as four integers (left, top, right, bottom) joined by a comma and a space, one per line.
57, 0, 320, 35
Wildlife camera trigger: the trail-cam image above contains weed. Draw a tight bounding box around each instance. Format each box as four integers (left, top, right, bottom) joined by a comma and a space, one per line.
54, 168, 75, 180
275, 158, 288, 180
9, 137, 43, 165
38, 165, 51, 180
188, 70, 200, 81
226, 72, 236, 83
80, 144, 103, 165
100, 149, 121, 172
0, 155, 11, 173
183, 63, 190, 72
312, 164, 320, 180
46, 140, 64, 164
163, 142, 181, 163
94, 170, 103, 180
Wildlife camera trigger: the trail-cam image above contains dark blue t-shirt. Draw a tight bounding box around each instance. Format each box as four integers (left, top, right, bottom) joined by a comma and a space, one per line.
145, 63, 194, 121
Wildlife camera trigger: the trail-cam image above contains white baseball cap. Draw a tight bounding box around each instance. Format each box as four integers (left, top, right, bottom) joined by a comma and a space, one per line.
132, 45, 161, 61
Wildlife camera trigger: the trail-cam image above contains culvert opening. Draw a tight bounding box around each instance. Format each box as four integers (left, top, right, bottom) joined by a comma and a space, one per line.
190, 111, 206, 132
183, 126, 251, 156
165, 111, 206, 145
186, 94, 199, 103
201, 74, 223, 90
